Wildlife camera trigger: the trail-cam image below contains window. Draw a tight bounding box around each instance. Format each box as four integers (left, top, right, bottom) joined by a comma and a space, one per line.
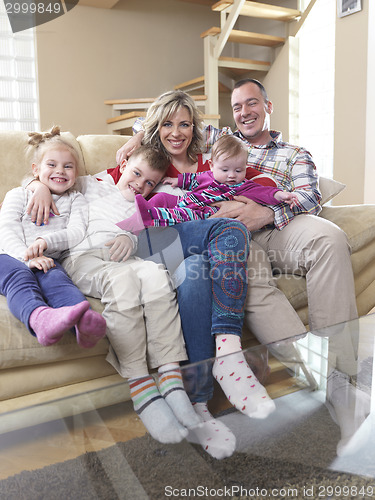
291, 0, 336, 178
0, 3, 39, 131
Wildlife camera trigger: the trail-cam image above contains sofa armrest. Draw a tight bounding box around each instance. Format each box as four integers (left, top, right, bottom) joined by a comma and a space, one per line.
319, 204, 375, 253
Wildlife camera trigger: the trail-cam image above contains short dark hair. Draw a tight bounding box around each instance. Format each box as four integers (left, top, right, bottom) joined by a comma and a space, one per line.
232, 79, 269, 103
127, 145, 170, 175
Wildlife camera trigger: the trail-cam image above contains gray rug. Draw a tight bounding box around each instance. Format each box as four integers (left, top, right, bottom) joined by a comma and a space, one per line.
1, 432, 374, 500
1, 391, 375, 500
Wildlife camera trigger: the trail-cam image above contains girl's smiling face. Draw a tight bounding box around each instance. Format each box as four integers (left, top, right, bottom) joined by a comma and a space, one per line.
158, 106, 194, 159
32, 147, 77, 194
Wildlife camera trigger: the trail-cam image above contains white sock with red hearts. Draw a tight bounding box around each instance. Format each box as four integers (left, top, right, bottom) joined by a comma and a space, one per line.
213, 334, 275, 419
187, 402, 236, 460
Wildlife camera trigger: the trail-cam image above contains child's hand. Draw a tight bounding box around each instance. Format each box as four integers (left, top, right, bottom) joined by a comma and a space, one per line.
275, 191, 299, 209
163, 177, 178, 187
24, 238, 48, 261
28, 256, 55, 273
26, 182, 60, 226
105, 234, 133, 262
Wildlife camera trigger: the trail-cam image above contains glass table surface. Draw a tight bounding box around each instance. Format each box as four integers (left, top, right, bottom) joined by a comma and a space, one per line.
0, 314, 375, 500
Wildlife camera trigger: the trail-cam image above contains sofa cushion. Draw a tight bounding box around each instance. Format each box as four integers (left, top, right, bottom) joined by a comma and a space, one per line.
0, 356, 117, 401
320, 204, 375, 252
0, 295, 109, 369
77, 135, 130, 175
319, 176, 346, 205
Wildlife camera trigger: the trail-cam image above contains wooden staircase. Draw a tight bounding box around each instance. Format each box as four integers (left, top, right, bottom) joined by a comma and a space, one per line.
106, 1, 316, 133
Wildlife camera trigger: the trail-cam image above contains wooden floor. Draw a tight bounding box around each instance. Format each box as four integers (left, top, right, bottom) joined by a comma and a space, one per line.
0, 357, 305, 481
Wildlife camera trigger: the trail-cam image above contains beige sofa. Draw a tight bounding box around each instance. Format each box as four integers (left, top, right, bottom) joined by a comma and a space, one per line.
1, 130, 375, 431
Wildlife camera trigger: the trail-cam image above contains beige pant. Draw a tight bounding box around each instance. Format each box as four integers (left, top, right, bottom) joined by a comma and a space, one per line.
63, 249, 187, 378
244, 214, 358, 373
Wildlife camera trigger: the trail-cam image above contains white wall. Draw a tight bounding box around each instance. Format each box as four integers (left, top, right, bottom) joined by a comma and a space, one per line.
36, 0, 216, 136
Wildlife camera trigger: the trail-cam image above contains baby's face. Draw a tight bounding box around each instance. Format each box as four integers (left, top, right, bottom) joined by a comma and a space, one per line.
117, 156, 163, 201
210, 153, 247, 186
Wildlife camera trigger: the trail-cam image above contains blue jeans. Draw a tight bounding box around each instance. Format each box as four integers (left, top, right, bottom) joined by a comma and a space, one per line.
0, 254, 87, 334
136, 218, 250, 402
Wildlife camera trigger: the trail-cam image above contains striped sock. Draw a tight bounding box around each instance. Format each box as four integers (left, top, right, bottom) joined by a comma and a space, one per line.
129, 375, 188, 443
158, 365, 201, 428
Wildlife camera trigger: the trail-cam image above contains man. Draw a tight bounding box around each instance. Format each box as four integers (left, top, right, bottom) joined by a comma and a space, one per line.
205, 78, 358, 343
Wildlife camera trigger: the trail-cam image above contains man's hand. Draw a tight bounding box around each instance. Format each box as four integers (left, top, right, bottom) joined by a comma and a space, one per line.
210, 196, 274, 231
105, 234, 134, 262
24, 238, 48, 261
116, 132, 144, 165
28, 256, 55, 273
26, 182, 59, 226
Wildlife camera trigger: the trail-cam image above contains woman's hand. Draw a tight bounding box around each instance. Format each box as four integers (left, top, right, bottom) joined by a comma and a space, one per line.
26, 182, 59, 226
28, 256, 55, 273
210, 196, 274, 231
116, 132, 144, 165
105, 234, 134, 262
24, 238, 48, 261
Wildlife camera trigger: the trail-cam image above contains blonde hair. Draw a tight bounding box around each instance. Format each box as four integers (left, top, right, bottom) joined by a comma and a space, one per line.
142, 90, 203, 163
211, 135, 248, 164
28, 126, 81, 175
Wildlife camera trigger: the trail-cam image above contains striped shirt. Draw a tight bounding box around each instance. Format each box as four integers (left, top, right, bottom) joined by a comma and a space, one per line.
203, 126, 322, 230
0, 187, 88, 264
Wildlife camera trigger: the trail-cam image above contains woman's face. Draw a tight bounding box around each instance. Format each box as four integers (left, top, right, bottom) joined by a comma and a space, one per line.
158, 106, 194, 158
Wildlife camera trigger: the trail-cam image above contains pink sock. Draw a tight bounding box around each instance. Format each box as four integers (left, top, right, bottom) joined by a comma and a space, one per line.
75, 309, 107, 348
29, 301, 90, 346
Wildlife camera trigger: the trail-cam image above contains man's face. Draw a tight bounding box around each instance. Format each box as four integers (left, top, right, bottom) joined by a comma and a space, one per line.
117, 156, 163, 201
231, 82, 273, 145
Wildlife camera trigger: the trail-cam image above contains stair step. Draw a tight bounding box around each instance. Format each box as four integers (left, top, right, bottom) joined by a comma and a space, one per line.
201, 26, 285, 47
105, 95, 208, 115
105, 95, 207, 108
174, 75, 231, 93
106, 111, 147, 125
212, 0, 300, 22
107, 110, 220, 134
218, 56, 270, 77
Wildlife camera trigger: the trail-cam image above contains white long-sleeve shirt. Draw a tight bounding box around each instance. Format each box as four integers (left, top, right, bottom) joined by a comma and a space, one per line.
66, 175, 137, 255
0, 187, 88, 263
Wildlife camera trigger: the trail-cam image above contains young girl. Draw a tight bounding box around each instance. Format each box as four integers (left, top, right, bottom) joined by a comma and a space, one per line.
0, 126, 106, 348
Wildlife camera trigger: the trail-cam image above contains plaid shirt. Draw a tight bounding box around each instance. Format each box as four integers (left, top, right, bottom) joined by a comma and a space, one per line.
203, 126, 322, 230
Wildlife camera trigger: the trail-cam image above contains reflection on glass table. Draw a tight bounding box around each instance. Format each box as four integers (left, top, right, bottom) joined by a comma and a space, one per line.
0, 315, 374, 499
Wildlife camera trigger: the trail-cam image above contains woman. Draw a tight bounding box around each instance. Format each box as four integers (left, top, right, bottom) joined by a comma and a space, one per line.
116, 91, 276, 439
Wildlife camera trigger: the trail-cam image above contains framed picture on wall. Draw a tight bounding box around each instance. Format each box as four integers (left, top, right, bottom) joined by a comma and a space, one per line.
337, 0, 362, 18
